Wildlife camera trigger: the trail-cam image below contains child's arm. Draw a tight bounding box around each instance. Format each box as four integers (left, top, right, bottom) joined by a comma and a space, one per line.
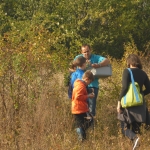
75, 89, 95, 100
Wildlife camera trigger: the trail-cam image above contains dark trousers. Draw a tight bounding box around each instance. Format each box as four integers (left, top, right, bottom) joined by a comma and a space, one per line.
121, 121, 141, 140
73, 113, 93, 138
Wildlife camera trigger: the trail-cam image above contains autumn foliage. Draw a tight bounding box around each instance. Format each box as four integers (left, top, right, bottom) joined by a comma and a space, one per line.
0, 0, 150, 149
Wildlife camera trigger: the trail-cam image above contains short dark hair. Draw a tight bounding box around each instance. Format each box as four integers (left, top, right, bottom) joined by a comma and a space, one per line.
126, 54, 142, 69
74, 56, 86, 67
81, 44, 91, 51
82, 70, 94, 81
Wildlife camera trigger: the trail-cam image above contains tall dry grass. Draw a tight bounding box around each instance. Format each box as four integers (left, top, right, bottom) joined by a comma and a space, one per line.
0, 54, 150, 150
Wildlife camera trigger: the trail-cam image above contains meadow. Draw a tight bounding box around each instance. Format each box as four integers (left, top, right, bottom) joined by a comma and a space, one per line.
0, 45, 150, 150
0, 1, 150, 149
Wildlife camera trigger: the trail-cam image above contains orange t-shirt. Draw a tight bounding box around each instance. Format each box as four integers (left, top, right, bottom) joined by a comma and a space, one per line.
72, 79, 89, 114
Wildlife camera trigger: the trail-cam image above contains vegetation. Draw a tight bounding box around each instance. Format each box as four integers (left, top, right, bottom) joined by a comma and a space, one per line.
0, 42, 150, 149
0, 0, 150, 149
1, 0, 150, 59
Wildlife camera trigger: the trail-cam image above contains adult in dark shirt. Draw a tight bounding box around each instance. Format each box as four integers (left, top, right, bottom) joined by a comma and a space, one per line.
117, 54, 150, 150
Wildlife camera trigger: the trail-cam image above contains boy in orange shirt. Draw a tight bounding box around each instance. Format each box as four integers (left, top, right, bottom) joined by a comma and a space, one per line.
72, 70, 95, 141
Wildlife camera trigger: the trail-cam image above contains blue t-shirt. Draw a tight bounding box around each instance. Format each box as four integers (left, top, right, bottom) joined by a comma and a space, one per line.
74, 54, 106, 88
71, 68, 85, 87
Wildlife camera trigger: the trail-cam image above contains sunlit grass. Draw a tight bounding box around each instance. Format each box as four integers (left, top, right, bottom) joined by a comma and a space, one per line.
0, 50, 150, 150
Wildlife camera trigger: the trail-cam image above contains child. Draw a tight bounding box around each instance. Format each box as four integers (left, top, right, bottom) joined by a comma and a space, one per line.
68, 56, 87, 99
72, 70, 95, 141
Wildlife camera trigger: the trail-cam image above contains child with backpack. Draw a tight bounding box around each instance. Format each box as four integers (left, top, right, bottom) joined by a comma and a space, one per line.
68, 56, 87, 99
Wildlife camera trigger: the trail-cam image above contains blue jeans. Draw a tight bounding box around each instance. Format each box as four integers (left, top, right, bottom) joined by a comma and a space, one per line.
87, 87, 99, 116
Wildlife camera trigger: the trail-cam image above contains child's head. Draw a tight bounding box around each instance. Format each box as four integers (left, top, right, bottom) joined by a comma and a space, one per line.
82, 70, 94, 85
74, 56, 86, 69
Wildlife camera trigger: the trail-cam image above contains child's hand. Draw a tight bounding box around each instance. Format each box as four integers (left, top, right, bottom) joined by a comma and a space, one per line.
117, 101, 123, 113
88, 92, 95, 98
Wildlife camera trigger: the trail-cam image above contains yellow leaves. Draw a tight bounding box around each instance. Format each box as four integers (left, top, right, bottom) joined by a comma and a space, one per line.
108, 6, 115, 13
77, 14, 89, 26
0, 70, 4, 77
33, 43, 36, 46
46, 54, 51, 59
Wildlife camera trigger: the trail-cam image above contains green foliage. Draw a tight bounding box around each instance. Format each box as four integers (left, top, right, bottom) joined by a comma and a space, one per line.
1, 1, 150, 149
0, 0, 150, 60
63, 72, 71, 87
